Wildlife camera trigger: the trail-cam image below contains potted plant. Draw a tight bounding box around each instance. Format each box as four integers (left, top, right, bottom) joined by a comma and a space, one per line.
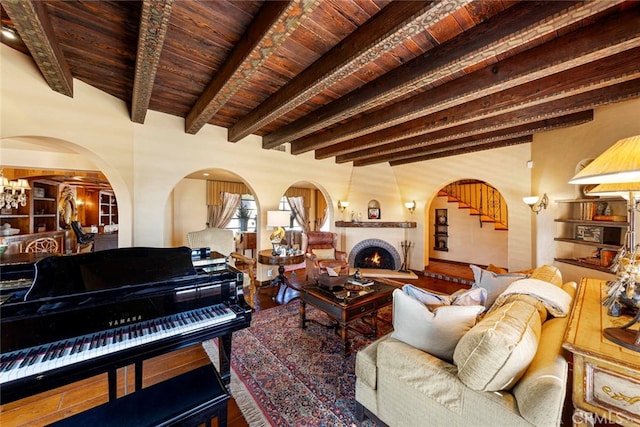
237, 202, 251, 231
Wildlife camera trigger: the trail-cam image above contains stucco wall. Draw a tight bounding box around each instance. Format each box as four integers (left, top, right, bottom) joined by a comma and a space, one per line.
6, 44, 635, 276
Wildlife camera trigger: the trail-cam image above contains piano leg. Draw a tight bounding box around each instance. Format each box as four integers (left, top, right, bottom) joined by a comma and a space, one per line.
135, 361, 143, 391
108, 369, 117, 401
218, 333, 232, 385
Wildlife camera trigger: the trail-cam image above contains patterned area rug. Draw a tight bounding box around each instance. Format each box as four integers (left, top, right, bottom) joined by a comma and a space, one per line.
205, 300, 393, 426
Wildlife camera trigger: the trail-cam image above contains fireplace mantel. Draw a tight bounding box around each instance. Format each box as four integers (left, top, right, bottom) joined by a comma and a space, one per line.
335, 221, 416, 228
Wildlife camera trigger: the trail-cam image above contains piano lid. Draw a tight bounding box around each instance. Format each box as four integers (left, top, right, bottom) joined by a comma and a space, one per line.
25, 246, 197, 301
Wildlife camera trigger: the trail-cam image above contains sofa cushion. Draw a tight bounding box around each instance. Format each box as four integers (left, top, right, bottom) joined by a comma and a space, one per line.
391, 289, 484, 362
512, 316, 570, 426
453, 298, 542, 391
312, 248, 335, 260
470, 265, 528, 308
529, 264, 563, 287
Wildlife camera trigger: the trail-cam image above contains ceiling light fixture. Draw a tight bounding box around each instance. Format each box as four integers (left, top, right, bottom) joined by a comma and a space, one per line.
523, 193, 548, 214
0, 169, 31, 209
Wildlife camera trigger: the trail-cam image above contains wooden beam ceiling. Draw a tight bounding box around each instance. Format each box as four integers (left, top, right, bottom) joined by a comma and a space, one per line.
1, 0, 638, 167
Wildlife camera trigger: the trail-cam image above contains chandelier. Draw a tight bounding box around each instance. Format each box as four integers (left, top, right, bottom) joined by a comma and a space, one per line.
0, 170, 31, 209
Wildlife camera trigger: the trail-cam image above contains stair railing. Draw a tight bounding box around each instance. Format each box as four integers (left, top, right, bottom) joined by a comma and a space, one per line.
441, 181, 508, 230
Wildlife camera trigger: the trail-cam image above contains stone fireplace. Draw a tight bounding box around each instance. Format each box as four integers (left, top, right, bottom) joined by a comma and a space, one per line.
348, 238, 402, 271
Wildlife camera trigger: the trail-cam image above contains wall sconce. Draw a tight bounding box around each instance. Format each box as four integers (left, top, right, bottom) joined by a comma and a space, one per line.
404, 200, 416, 213
523, 193, 548, 214
337, 200, 349, 212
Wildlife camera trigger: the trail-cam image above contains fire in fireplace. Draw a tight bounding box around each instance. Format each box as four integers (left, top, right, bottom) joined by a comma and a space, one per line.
349, 238, 402, 270
354, 247, 395, 269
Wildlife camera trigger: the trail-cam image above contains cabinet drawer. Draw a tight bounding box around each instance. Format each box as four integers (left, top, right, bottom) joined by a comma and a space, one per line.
582, 359, 640, 425
346, 301, 375, 317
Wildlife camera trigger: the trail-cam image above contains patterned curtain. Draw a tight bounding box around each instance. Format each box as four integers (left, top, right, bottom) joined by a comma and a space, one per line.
207, 192, 241, 228
287, 196, 309, 233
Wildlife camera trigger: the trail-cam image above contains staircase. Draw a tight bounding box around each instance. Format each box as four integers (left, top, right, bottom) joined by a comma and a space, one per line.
438, 180, 508, 231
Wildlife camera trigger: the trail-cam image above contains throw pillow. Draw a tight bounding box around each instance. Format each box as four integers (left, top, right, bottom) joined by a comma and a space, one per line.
470, 264, 528, 308
530, 265, 563, 287
312, 248, 335, 260
450, 287, 487, 306
402, 284, 487, 308
453, 298, 542, 391
486, 263, 508, 274
391, 289, 484, 362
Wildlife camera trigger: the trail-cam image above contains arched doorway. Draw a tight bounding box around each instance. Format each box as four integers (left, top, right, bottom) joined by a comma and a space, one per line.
428, 179, 509, 268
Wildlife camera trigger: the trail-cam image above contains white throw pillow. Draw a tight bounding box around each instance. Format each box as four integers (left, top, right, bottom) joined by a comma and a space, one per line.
470, 264, 528, 308
391, 289, 484, 362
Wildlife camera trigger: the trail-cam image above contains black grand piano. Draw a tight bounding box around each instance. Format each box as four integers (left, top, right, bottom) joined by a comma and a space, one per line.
0, 246, 252, 405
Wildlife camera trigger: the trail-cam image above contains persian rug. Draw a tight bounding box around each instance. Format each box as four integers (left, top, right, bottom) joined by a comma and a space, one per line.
203, 300, 393, 426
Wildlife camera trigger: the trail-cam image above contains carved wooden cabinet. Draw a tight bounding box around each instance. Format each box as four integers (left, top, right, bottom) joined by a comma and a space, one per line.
563, 278, 640, 426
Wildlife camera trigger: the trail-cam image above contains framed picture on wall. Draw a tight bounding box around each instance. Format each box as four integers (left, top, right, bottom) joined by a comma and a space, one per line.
368, 208, 380, 219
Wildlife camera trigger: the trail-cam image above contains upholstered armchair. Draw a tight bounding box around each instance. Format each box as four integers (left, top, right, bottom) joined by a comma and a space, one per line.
186, 228, 257, 308
301, 231, 349, 282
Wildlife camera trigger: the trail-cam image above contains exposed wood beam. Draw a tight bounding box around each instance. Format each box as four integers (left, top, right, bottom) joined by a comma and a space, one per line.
356, 111, 595, 167
185, 0, 319, 135
343, 79, 640, 166
1, 0, 73, 96
351, 77, 639, 166
391, 135, 536, 165
231, 0, 474, 144
131, 0, 173, 124
275, 0, 622, 150
326, 49, 640, 162
293, 8, 640, 155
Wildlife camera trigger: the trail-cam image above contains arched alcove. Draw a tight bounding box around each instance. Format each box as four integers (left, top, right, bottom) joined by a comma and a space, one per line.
427, 179, 509, 268
172, 168, 259, 250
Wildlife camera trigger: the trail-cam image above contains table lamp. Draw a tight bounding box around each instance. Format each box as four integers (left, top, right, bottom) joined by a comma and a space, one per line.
571, 135, 640, 352
267, 210, 290, 255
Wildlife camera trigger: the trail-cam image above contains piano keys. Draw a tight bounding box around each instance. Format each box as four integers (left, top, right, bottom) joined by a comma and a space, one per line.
0, 246, 251, 404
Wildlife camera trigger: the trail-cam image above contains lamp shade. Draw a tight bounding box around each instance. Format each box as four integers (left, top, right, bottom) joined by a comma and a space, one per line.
587, 182, 640, 200
266, 210, 290, 227
522, 196, 539, 205
569, 135, 640, 184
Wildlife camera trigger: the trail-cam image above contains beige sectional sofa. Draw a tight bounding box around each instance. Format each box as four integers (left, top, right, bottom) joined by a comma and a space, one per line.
355, 265, 576, 427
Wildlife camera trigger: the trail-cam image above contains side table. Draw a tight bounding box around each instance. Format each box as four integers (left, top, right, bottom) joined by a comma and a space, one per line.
258, 249, 305, 304
563, 278, 640, 427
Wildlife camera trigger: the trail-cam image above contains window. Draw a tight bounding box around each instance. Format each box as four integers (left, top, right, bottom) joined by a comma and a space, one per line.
279, 196, 302, 230
226, 195, 257, 232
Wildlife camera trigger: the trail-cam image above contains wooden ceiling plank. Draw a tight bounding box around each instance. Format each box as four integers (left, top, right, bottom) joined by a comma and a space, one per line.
320, 48, 640, 160
131, 0, 173, 124
275, 0, 622, 151
356, 111, 595, 167
185, 0, 320, 135
1, 0, 73, 96
293, 8, 640, 154
230, 0, 474, 144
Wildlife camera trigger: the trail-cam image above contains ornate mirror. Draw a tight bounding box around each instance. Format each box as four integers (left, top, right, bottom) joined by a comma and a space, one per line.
58, 186, 77, 229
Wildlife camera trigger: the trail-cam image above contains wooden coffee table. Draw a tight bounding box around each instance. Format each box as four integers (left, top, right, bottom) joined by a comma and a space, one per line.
299, 280, 397, 354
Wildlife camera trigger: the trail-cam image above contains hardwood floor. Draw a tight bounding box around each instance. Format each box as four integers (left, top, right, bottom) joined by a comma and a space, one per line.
0, 265, 469, 427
